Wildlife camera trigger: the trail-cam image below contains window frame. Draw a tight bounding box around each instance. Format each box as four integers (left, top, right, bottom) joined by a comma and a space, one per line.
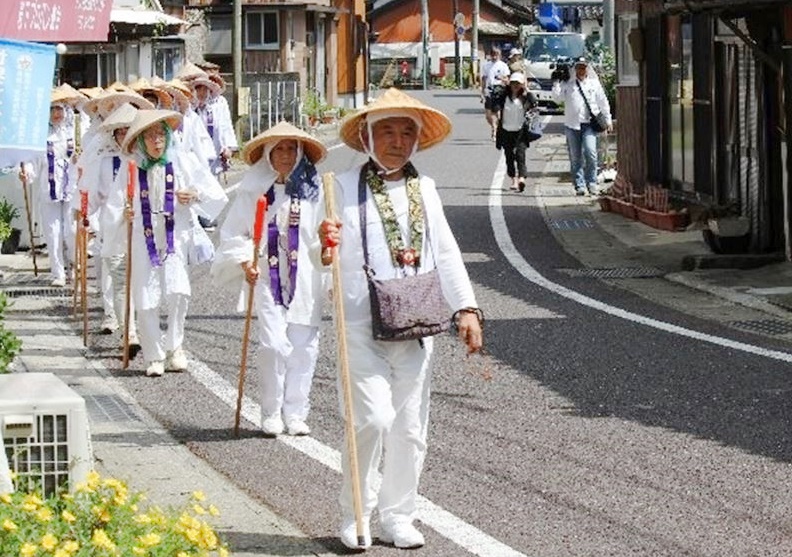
245, 10, 279, 51
617, 13, 640, 86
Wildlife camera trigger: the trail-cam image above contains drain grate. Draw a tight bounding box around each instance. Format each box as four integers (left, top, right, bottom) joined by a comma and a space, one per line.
729, 319, 792, 336
85, 394, 141, 423
550, 219, 594, 230
557, 267, 665, 279
2, 288, 73, 298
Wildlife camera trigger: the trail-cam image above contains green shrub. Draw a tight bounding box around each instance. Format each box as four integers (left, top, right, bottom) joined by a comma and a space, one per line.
0, 198, 20, 226
0, 291, 21, 373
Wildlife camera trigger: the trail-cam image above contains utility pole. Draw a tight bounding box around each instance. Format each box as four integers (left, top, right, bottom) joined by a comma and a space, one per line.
232, 0, 242, 128
471, 0, 479, 88
602, 0, 615, 50
453, 0, 461, 88
421, 0, 429, 89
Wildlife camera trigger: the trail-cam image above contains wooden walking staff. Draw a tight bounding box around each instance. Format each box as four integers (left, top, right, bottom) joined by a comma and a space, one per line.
18, 163, 38, 276
79, 190, 89, 347
73, 210, 81, 317
122, 161, 136, 370
234, 194, 268, 438
321, 172, 366, 548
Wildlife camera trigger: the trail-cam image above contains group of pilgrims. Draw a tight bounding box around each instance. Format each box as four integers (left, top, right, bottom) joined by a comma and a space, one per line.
20, 67, 486, 550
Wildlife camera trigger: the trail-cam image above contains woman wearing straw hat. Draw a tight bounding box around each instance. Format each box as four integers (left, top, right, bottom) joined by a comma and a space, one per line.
318, 88, 483, 550
190, 74, 238, 178
211, 121, 328, 437
28, 86, 84, 286
121, 109, 227, 377
79, 103, 141, 348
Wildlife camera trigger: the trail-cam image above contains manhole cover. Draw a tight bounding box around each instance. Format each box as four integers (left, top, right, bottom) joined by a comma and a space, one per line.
729, 319, 792, 336
2, 288, 73, 298
557, 267, 665, 279
550, 219, 594, 230
85, 394, 141, 423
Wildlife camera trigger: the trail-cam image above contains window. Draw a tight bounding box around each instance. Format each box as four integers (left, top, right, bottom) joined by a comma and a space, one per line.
618, 13, 640, 86
153, 43, 182, 80
246, 11, 279, 50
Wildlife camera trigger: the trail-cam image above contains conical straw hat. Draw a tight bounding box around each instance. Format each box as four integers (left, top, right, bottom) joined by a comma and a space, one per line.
121, 109, 183, 154
79, 86, 104, 99
176, 62, 208, 82
189, 75, 221, 97
100, 103, 139, 132
51, 84, 85, 107
129, 77, 173, 110
242, 120, 327, 166
90, 90, 154, 119
339, 88, 452, 152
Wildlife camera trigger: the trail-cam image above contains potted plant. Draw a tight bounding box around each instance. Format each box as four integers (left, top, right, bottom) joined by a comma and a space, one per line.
0, 198, 21, 254
301, 89, 327, 127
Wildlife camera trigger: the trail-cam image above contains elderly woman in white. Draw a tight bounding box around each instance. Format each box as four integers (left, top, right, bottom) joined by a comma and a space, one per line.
121, 109, 227, 377
211, 121, 328, 437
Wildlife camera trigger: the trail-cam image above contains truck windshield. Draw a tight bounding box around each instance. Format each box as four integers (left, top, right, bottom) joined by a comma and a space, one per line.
523, 34, 585, 62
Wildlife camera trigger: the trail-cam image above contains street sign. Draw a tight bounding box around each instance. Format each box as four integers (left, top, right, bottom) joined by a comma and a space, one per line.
454, 12, 465, 26
456, 25, 466, 36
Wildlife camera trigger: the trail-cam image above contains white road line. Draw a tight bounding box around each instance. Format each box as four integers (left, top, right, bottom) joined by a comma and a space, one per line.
490, 153, 792, 363
187, 358, 529, 557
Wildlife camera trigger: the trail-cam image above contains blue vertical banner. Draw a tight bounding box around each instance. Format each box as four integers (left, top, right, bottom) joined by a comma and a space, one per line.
0, 38, 56, 168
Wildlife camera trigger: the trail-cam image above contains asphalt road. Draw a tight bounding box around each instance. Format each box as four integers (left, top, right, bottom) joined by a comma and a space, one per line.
91, 90, 792, 556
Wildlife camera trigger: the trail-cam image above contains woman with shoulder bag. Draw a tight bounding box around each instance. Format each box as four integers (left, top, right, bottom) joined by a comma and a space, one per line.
495, 72, 538, 192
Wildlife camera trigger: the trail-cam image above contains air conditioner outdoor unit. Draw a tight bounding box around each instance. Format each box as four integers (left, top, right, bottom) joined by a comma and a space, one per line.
0, 373, 93, 495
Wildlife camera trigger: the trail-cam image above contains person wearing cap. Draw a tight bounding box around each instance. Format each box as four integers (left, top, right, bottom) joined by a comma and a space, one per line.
211, 121, 328, 437
317, 88, 483, 550
507, 47, 526, 74
121, 109, 227, 377
79, 103, 141, 348
494, 71, 539, 192
552, 56, 612, 196
26, 87, 83, 286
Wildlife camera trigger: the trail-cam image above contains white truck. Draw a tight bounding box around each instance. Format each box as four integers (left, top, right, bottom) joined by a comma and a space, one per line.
521, 32, 586, 111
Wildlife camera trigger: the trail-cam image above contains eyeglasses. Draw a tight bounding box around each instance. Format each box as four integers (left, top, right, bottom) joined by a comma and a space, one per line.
143, 128, 167, 141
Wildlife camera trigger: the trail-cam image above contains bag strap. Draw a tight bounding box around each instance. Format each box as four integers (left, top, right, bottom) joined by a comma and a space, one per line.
575, 79, 597, 118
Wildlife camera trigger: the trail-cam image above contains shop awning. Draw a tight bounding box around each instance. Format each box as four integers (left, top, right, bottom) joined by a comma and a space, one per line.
111, 8, 186, 27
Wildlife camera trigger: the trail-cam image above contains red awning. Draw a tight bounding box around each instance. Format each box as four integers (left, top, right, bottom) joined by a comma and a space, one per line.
0, 0, 113, 42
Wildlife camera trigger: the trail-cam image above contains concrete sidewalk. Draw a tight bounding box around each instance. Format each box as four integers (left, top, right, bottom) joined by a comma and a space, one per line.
0, 255, 333, 557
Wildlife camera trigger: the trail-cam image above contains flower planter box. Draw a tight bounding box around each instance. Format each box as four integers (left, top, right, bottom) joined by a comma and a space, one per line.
610, 197, 637, 220
636, 207, 689, 231
597, 196, 612, 213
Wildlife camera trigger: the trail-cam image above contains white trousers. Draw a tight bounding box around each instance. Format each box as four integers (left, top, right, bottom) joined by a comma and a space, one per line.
100, 258, 114, 318
258, 322, 319, 421
339, 324, 434, 527
105, 255, 136, 337
137, 293, 188, 364
41, 201, 74, 281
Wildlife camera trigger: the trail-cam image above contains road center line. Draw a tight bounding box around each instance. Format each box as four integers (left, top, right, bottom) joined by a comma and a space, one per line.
489, 153, 792, 363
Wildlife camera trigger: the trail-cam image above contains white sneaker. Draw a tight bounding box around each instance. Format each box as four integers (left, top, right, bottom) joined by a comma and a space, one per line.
51, 277, 66, 287
145, 360, 165, 377
166, 348, 188, 372
340, 517, 371, 551
100, 315, 119, 334
380, 520, 425, 549
261, 414, 284, 436
284, 416, 310, 436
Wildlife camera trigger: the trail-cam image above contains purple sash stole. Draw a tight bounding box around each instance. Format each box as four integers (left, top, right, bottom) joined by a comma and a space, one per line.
47, 138, 75, 201
202, 106, 214, 138
138, 163, 175, 267
112, 156, 121, 180
266, 187, 300, 308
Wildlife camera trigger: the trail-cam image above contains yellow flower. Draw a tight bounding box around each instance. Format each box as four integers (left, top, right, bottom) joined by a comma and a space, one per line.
36, 506, 54, 522
40, 532, 58, 550
133, 513, 152, 524
86, 470, 101, 488
132, 547, 146, 555
54, 549, 70, 557
61, 510, 76, 523
3, 518, 18, 531
193, 503, 206, 515
61, 540, 79, 552
138, 532, 161, 547
91, 529, 116, 551
0, 492, 11, 504
20, 543, 38, 557
199, 522, 218, 549
219, 548, 229, 557
208, 504, 220, 517
192, 490, 206, 502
